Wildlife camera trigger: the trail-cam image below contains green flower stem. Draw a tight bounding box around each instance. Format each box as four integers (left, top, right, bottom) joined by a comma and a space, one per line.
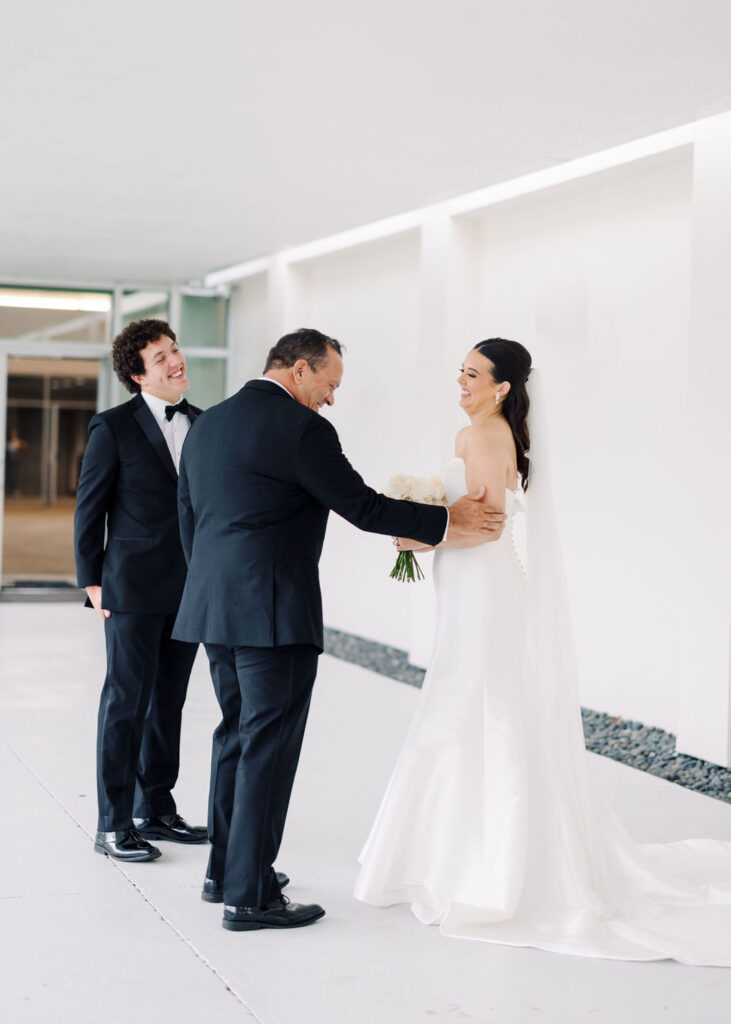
389, 550, 425, 583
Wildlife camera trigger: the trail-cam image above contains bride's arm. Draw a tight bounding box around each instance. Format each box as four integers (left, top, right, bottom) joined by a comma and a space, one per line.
392, 537, 435, 552
394, 432, 510, 552
436, 433, 508, 549
393, 531, 487, 552
438, 529, 492, 549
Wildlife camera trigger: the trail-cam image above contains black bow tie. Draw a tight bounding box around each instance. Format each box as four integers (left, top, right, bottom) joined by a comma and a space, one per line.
165, 399, 190, 421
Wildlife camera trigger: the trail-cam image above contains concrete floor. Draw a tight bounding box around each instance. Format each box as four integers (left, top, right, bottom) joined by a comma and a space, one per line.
1, 603, 731, 1024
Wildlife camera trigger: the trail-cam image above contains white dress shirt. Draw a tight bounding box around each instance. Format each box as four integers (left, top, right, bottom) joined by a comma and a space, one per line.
256, 376, 295, 398
255, 376, 449, 541
140, 390, 190, 473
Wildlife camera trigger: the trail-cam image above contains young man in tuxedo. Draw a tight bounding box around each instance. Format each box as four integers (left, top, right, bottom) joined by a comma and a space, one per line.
173, 328, 506, 929
75, 318, 207, 862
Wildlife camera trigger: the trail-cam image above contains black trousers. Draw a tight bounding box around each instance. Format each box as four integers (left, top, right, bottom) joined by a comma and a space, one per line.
204, 643, 319, 907
96, 611, 198, 831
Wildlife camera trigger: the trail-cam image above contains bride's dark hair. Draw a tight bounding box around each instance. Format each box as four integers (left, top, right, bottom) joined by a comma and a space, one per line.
473, 338, 532, 491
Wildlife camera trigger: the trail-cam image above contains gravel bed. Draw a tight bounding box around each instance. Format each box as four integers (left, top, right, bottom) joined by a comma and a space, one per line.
324, 626, 731, 806
324, 627, 427, 689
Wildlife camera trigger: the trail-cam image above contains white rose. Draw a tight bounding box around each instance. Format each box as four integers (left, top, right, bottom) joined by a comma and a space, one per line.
385, 473, 446, 504
384, 474, 410, 500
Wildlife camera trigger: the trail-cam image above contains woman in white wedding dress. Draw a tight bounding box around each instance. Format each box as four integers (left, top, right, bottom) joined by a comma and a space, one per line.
355, 338, 731, 966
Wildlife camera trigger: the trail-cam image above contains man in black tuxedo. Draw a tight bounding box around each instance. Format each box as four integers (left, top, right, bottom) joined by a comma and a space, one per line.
174, 329, 505, 930
75, 318, 207, 862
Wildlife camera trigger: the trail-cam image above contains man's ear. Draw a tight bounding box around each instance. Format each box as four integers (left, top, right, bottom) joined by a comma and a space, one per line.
291, 358, 309, 383
131, 373, 145, 389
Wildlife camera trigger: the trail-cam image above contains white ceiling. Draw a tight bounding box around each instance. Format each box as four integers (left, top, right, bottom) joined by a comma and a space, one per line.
2, 0, 731, 285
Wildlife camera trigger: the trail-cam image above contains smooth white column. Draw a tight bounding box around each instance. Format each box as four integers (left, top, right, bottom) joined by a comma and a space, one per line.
226, 273, 269, 390
676, 113, 731, 767
267, 255, 308, 341
408, 213, 480, 668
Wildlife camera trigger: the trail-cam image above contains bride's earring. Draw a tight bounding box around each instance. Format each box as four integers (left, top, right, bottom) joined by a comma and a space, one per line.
495, 392, 501, 406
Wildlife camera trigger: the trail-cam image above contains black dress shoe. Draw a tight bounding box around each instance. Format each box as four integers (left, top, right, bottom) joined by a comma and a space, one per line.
222, 895, 325, 931
133, 813, 208, 844
94, 829, 161, 862
202, 872, 290, 903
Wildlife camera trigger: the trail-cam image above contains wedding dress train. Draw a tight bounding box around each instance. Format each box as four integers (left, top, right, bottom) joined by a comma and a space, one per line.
355, 457, 731, 965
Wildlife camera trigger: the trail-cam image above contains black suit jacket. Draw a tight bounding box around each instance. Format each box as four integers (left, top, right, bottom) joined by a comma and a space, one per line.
74, 393, 201, 615
172, 379, 448, 650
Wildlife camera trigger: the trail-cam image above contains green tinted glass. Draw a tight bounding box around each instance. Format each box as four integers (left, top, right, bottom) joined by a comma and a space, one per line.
179, 295, 227, 348
185, 357, 226, 410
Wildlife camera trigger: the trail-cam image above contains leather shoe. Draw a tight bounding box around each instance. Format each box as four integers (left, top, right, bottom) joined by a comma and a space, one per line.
94, 829, 161, 862
222, 895, 325, 931
133, 813, 208, 844
202, 872, 290, 903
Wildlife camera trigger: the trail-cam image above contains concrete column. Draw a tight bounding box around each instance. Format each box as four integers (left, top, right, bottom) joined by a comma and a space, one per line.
226, 273, 270, 390
408, 212, 481, 667
676, 113, 731, 766
267, 256, 308, 341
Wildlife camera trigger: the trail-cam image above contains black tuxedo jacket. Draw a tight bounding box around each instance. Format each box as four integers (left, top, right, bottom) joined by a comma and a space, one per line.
74, 392, 202, 615
173, 379, 448, 650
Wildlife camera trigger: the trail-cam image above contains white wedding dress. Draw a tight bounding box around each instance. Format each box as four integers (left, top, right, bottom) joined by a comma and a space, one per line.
355, 456, 731, 965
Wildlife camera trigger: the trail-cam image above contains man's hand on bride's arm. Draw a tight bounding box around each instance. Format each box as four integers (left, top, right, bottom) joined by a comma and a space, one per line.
447, 488, 506, 539
393, 537, 433, 552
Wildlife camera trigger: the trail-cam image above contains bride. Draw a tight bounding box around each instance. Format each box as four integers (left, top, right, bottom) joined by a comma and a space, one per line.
355, 338, 731, 965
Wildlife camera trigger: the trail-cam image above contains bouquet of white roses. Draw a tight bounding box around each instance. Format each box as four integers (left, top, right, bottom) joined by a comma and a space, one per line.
384, 474, 447, 582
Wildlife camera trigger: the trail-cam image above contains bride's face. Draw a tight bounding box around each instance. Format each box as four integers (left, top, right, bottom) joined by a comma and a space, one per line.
457, 349, 500, 413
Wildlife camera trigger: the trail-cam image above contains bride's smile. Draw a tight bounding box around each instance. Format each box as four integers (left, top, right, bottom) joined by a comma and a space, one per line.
457, 349, 509, 418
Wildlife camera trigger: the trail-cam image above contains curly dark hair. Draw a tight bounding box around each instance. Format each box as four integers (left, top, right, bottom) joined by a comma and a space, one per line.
263, 328, 342, 373
112, 318, 177, 393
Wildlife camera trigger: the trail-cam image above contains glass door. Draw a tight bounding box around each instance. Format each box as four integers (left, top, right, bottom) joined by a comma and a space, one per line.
3, 359, 98, 586
0, 282, 231, 591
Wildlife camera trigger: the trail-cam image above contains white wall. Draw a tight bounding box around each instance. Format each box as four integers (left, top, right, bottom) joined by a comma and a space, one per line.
470, 149, 693, 732
298, 232, 425, 649
227, 138, 730, 760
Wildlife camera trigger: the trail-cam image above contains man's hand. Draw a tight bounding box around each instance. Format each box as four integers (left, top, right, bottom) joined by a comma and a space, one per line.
448, 487, 506, 537
85, 585, 111, 621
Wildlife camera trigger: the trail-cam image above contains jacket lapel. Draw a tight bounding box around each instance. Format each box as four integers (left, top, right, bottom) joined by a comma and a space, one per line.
131, 394, 178, 482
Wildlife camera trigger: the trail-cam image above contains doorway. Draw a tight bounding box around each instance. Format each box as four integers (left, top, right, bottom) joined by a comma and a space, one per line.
0, 281, 230, 593
3, 358, 98, 585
